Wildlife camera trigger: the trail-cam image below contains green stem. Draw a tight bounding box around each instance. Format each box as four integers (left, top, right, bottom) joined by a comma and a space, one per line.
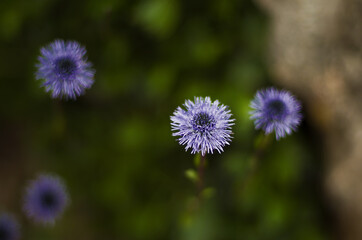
242, 133, 272, 186
250, 133, 272, 171
197, 154, 206, 197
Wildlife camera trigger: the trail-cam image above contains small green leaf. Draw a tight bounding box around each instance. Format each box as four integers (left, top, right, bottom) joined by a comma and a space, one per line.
201, 187, 216, 199
254, 132, 265, 148
185, 169, 198, 183
193, 153, 201, 167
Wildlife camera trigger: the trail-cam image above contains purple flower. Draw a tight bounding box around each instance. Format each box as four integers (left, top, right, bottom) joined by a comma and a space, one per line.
171, 97, 234, 156
250, 88, 302, 140
35, 40, 95, 99
0, 214, 19, 240
24, 174, 69, 224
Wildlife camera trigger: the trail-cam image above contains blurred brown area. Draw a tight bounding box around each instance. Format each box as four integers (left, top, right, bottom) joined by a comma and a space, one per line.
255, 0, 362, 239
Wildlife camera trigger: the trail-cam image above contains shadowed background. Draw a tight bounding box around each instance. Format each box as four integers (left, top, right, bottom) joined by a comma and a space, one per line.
0, 0, 340, 239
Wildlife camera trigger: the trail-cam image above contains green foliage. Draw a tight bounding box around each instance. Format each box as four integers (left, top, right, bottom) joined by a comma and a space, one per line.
0, 0, 329, 239
134, 0, 179, 38
185, 169, 198, 183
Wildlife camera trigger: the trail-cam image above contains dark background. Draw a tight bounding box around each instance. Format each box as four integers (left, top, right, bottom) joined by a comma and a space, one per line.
0, 0, 331, 239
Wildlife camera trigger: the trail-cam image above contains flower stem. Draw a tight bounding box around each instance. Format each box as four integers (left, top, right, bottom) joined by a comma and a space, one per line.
250, 133, 272, 171
197, 154, 206, 198
242, 133, 272, 187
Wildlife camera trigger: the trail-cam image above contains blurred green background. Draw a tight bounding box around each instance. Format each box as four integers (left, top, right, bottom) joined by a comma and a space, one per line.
0, 0, 332, 239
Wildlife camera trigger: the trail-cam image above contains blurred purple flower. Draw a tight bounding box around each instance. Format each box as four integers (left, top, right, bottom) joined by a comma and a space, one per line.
36, 39, 95, 99
24, 174, 69, 224
171, 96, 234, 156
0, 214, 19, 240
250, 88, 302, 140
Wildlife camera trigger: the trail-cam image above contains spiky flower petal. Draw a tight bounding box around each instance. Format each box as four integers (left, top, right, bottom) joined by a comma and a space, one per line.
36, 39, 95, 99
24, 174, 69, 224
250, 88, 302, 140
171, 97, 234, 156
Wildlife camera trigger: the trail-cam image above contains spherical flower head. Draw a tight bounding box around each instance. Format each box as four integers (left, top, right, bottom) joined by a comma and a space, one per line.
35, 39, 95, 99
23, 174, 69, 225
0, 214, 20, 240
171, 96, 234, 156
250, 88, 302, 140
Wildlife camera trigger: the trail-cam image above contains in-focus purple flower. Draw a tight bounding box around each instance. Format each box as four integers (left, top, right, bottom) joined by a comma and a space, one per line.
0, 214, 19, 240
35, 39, 95, 99
24, 174, 69, 224
171, 96, 234, 156
250, 87, 302, 140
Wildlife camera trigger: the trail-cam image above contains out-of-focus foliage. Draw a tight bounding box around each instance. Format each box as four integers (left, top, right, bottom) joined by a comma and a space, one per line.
0, 0, 330, 239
